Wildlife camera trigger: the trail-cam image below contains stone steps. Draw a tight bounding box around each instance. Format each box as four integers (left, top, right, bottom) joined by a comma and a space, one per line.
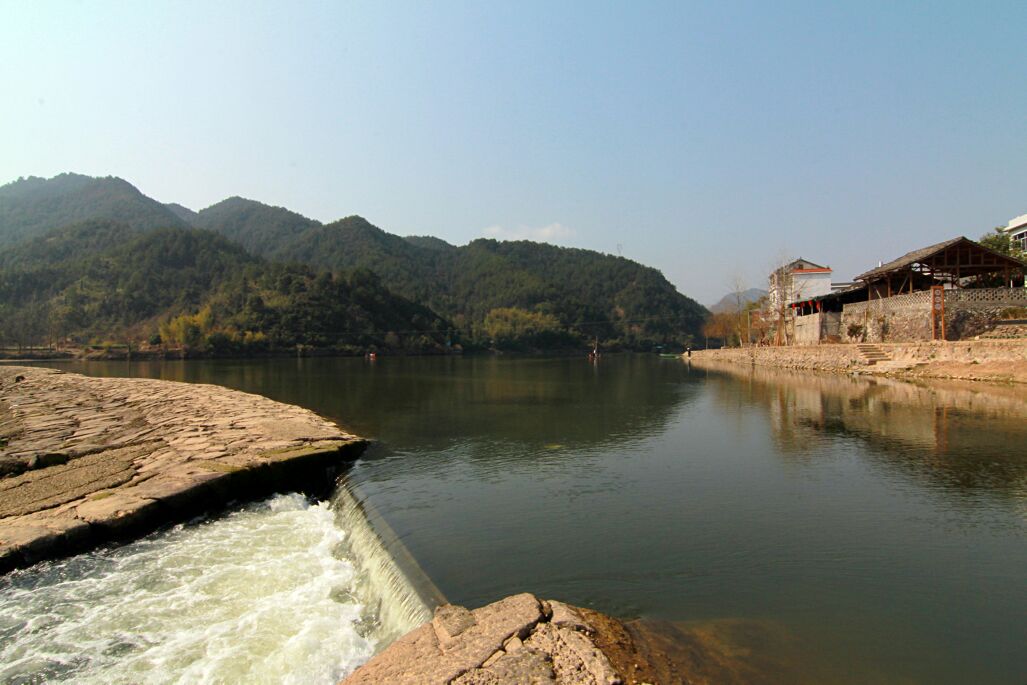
856, 344, 891, 365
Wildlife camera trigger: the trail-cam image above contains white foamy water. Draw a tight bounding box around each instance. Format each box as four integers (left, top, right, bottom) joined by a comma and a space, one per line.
0, 492, 429, 685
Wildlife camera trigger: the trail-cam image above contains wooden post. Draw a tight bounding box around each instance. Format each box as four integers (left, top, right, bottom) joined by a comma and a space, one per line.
930, 285, 945, 341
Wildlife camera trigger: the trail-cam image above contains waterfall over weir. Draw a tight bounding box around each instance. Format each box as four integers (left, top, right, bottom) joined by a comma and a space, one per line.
0, 484, 441, 685
331, 481, 446, 647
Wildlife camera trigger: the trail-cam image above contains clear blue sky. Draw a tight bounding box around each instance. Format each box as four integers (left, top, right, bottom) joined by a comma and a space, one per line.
2, 1, 1025, 304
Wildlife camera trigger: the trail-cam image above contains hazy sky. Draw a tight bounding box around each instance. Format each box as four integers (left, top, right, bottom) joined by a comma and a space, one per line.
2, 1, 1025, 303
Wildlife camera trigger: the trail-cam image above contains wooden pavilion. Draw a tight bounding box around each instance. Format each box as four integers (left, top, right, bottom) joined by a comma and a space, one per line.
853, 236, 1025, 299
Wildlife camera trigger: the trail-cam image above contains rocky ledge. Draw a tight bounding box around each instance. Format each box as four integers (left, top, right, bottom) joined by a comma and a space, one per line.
342, 593, 619, 685
342, 592, 722, 685
0, 365, 367, 573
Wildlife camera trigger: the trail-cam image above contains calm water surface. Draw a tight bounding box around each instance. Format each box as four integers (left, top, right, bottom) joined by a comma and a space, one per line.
15, 355, 1027, 683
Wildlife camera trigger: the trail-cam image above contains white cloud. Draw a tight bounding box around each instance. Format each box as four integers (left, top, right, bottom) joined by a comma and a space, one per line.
481, 222, 575, 243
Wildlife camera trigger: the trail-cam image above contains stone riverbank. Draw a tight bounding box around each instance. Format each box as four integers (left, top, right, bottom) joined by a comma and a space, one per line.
690, 339, 1027, 384
0, 365, 367, 573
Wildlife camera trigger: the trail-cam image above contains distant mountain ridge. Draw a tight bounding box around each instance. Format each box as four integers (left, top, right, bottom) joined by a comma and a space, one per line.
0, 173, 709, 350
164, 203, 199, 224
194, 196, 321, 256
0, 173, 186, 248
708, 288, 767, 313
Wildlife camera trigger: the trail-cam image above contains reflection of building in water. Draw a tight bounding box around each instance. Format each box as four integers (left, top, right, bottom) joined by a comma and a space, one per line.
699, 359, 1027, 494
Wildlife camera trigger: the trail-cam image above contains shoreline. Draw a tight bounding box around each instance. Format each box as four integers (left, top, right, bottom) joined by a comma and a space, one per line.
688, 339, 1027, 384
0, 365, 368, 574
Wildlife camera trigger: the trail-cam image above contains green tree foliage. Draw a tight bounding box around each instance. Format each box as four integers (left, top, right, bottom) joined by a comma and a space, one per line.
979, 227, 1027, 261
0, 222, 449, 353
0, 225, 256, 346
482, 308, 579, 350
159, 306, 214, 349
0, 219, 138, 269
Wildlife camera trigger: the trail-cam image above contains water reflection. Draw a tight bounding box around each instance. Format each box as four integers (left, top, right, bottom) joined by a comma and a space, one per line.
692, 359, 1027, 498
24, 355, 1027, 684
36, 356, 699, 456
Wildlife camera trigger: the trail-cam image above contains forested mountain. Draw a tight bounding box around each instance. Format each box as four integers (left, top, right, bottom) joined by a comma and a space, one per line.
272, 215, 448, 306
0, 174, 186, 248
0, 223, 449, 353
265, 217, 707, 347
195, 197, 321, 256
0, 173, 707, 352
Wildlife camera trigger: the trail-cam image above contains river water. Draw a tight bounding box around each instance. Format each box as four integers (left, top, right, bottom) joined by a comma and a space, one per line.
2, 355, 1025, 683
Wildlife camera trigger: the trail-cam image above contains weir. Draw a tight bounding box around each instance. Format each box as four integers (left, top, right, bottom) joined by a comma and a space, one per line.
330, 478, 447, 647
0, 487, 446, 683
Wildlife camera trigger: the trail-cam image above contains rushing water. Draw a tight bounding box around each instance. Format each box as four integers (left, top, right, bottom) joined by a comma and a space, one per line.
5, 355, 1027, 684
0, 490, 432, 685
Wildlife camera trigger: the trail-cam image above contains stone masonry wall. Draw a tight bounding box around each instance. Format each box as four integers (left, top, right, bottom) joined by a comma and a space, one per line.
841, 288, 1027, 343
691, 340, 1027, 383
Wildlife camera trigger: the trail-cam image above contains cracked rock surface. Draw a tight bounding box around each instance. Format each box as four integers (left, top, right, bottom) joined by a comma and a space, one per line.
342, 594, 622, 685
0, 365, 366, 572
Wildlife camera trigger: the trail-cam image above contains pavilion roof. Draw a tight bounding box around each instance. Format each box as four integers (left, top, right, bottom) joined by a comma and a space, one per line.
854, 236, 1025, 283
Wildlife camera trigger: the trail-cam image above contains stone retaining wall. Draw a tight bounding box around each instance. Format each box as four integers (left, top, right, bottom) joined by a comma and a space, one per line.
0, 366, 367, 573
839, 288, 1027, 343
691, 340, 1027, 383
692, 344, 866, 372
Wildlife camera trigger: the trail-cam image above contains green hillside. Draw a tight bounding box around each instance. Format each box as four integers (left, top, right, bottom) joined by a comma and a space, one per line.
195, 197, 320, 256
0, 173, 708, 352
259, 216, 707, 347
0, 219, 139, 269
0, 174, 186, 248
0, 223, 449, 354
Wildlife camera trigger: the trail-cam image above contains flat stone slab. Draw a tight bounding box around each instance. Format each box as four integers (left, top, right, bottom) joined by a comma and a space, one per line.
0, 366, 367, 573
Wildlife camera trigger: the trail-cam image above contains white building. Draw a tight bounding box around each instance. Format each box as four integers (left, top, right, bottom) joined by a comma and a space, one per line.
1001, 213, 1027, 251
768, 258, 833, 312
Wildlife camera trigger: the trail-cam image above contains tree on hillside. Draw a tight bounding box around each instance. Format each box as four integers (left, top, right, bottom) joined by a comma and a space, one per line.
482, 307, 580, 350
